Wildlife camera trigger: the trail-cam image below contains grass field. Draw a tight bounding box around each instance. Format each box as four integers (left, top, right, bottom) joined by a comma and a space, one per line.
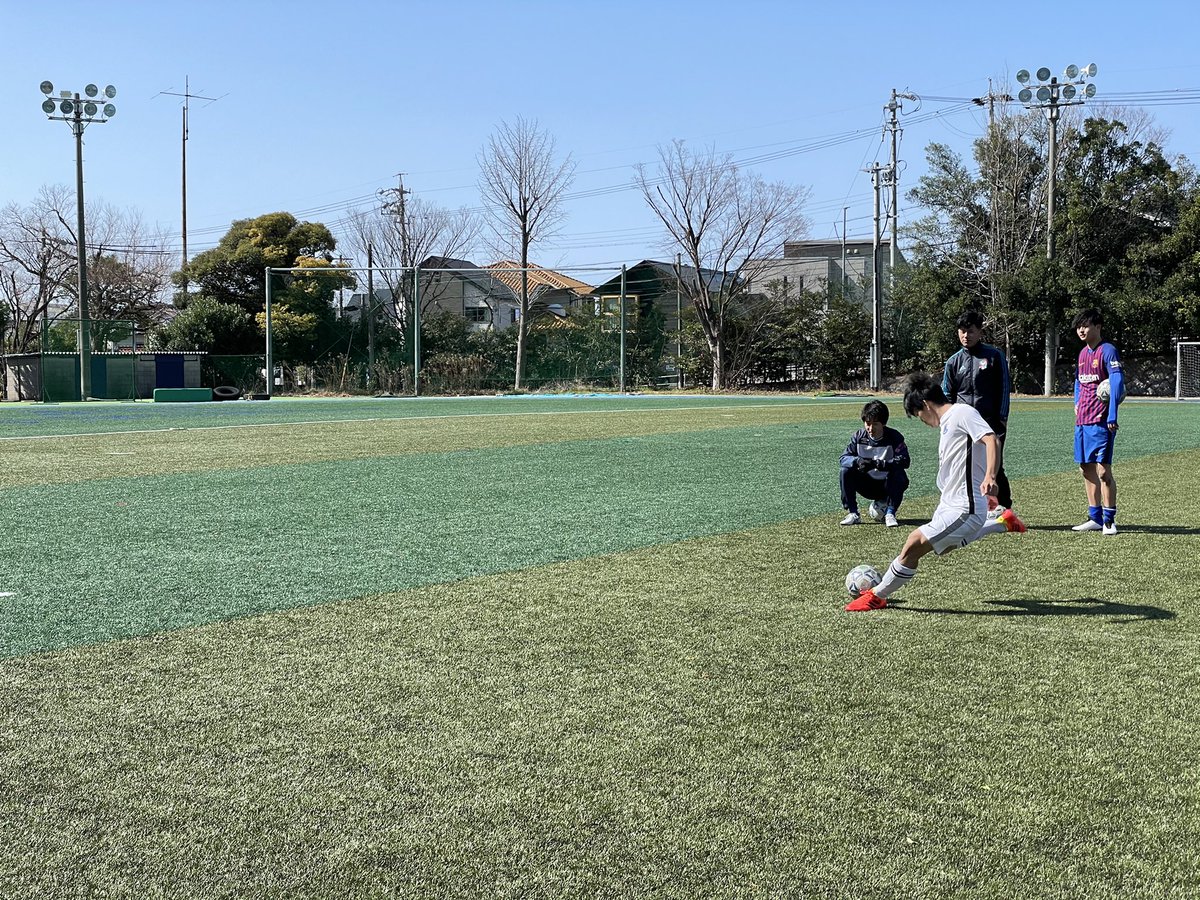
1, 394, 1198, 898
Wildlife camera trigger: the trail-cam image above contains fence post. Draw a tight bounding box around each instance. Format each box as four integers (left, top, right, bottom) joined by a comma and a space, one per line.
413, 266, 421, 397
619, 264, 626, 393
264, 266, 273, 398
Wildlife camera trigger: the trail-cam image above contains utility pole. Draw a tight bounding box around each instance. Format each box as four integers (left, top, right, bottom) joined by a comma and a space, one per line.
379, 173, 412, 337
158, 79, 221, 294
379, 173, 411, 265
885, 90, 917, 295
972, 78, 1013, 128
865, 162, 887, 391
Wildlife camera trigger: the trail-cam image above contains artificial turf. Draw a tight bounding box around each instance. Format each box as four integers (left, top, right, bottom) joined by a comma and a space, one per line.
0, 395, 1197, 897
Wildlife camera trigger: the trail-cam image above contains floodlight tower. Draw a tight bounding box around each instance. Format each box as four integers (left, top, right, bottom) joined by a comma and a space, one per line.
1015, 63, 1098, 396
39, 80, 118, 400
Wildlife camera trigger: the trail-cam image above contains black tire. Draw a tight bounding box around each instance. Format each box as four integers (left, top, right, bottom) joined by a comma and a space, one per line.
213, 385, 242, 401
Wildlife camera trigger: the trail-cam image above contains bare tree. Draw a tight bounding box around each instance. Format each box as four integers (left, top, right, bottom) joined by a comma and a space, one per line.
478, 117, 575, 390
343, 195, 480, 329
0, 186, 76, 353
1, 187, 173, 356
636, 141, 811, 390
83, 202, 174, 328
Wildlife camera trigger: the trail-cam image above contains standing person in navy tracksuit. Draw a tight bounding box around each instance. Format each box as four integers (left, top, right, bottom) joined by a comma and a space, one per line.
838, 399, 910, 528
942, 309, 1013, 516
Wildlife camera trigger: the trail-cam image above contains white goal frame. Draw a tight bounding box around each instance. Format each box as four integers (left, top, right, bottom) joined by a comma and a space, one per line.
1178, 341, 1200, 400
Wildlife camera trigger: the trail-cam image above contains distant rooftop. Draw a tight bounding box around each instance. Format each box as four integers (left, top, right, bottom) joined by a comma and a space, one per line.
484, 261, 593, 295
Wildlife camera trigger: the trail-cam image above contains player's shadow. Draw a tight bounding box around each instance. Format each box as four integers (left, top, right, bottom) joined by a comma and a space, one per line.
891, 596, 1174, 623
1035, 524, 1200, 535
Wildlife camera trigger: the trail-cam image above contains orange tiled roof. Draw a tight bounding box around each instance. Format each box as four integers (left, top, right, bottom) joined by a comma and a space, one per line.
484, 261, 593, 296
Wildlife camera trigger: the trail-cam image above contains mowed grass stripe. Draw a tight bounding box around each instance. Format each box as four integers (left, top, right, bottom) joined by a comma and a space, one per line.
0, 422, 848, 658
0, 400, 857, 490
0, 394, 837, 440
1, 403, 1195, 658
0, 398, 1185, 493
1, 460, 1196, 897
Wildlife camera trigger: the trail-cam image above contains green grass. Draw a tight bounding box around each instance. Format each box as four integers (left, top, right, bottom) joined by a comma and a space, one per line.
1, 395, 1198, 897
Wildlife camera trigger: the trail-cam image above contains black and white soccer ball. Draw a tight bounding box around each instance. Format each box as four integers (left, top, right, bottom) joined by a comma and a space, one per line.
845, 564, 882, 598
867, 500, 887, 522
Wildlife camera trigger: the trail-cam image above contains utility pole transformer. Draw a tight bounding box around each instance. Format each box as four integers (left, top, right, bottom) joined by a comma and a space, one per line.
378, 173, 413, 336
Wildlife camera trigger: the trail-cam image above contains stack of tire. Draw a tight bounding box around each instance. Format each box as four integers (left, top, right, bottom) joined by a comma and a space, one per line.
213, 385, 242, 401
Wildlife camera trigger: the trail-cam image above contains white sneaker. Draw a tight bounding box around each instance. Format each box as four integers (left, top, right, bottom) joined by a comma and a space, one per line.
1072, 520, 1103, 532
840, 512, 861, 526
1102, 523, 1118, 536
884, 512, 900, 528
987, 505, 1006, 520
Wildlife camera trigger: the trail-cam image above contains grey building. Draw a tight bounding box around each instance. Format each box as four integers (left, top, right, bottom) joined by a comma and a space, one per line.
744, 239, 904, 303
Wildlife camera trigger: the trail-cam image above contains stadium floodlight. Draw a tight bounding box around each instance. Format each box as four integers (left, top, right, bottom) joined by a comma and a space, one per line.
37, 79, 119, 401
1014, 60, 1100, 396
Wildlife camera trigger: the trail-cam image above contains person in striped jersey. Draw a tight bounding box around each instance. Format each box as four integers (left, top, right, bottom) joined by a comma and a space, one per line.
845, 373, 1027, 612
1070, 308, 1125, 536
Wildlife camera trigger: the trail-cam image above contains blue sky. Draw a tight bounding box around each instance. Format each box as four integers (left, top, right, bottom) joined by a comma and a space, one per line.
3, 0, 1198, 284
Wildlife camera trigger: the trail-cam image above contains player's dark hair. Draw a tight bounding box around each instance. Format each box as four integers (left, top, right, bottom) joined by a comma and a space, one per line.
861, 399, 889, 425
955, 309, 984, 331
1072, 308, 1103, 329
902, 372, 947, 417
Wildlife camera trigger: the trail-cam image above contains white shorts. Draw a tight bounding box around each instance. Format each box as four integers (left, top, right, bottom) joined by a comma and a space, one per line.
919, 506, 987, 555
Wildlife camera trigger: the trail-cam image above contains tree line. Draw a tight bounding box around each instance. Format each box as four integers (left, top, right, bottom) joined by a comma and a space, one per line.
4, 110, 1198, 395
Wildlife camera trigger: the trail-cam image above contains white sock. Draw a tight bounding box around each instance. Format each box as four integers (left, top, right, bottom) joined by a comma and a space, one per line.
874, 559, 917, 599
976, 518, 1008, 538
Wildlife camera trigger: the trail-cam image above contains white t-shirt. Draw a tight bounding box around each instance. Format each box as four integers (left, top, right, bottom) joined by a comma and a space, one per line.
935, 403, 995, 513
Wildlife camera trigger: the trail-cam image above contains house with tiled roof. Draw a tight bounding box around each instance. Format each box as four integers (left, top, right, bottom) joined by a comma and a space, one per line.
484, 261, 594, 323
416, 256, 519, 331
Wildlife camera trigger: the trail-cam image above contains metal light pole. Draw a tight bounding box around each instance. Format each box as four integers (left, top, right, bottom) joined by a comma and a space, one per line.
39, 80, 117, 401
1015, 63, 1098, 396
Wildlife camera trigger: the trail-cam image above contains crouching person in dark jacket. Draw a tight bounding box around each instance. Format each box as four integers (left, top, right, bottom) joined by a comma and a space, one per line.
839, 399, 910, 527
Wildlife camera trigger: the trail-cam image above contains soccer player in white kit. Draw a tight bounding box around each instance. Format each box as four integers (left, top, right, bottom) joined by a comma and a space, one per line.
846, 373, 1027, 612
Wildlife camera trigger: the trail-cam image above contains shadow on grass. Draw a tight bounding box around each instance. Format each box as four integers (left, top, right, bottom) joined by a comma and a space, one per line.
892, 596, 1175, 622
1032, 524, 1200, 535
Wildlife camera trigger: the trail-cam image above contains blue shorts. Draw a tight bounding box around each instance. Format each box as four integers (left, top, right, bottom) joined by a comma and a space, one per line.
1075, 424, 1115, 465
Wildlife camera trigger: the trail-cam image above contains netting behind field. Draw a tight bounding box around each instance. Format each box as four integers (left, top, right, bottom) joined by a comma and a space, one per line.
204, 356, 267, 396
1179, 343, 1200, 399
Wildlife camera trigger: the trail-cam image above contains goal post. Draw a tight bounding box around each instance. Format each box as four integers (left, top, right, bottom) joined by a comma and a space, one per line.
1178, 341, 1200, 400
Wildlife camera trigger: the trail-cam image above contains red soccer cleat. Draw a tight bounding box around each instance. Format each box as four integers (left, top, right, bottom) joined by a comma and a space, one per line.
845, 589, 887, 612
999, 508, 1027, 534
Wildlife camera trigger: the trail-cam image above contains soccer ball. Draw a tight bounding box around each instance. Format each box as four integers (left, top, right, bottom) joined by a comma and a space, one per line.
845, 564, 882, 598
867, 500, 887, 522
1096, 378, 1126, 404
